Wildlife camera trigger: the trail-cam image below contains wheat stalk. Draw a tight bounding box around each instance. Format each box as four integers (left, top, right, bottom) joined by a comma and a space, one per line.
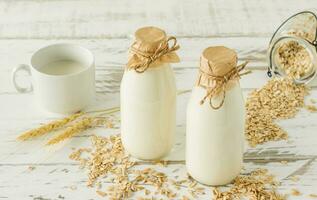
46, 117, 93, 145
17, 112, 83, 141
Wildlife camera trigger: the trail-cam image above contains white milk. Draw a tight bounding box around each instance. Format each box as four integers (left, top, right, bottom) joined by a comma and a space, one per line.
120, 63, 176, 160
186, 84, 245, 185
39, 60, 85, 75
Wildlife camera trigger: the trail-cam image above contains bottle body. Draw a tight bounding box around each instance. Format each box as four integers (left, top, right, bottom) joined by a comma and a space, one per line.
120, 63, 176, 160
186, 84, 245, 185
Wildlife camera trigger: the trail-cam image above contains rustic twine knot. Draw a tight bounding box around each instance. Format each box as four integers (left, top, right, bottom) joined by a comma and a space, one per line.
199, 61, 251, 109
129, 36, 180, 73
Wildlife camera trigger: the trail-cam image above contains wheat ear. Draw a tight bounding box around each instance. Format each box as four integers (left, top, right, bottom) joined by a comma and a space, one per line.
46, 117, 93, 145
17, 112, 83, 141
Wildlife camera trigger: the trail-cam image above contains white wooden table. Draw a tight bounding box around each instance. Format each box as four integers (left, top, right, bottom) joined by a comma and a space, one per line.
0, 1, 316, 199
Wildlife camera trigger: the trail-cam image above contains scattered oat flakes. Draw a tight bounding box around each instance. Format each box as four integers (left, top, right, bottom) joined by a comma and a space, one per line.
96, 190, 107, 197
291, 188, 301, 196
306, 104, 317, 112
70, 135, 179, 199
69, 185, 77, 191
280, 160, 288, 165
70, 134, 286, 200
309, 194, 317, 198
182, 195, 190, 200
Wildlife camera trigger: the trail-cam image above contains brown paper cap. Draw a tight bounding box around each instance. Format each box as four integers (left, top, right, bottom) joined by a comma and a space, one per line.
200, 46, 237, 76
127, 26, 180, 70
197, 46, 248, 109
133, 26, 167, 52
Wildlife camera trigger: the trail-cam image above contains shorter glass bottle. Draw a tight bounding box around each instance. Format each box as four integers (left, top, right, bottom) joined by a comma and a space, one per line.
186, 46, 246, 185
121, 26, 180, 160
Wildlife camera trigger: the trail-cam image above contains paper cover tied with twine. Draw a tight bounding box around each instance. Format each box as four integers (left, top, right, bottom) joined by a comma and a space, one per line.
197, 46, 250, 109
127, 26, 180, 73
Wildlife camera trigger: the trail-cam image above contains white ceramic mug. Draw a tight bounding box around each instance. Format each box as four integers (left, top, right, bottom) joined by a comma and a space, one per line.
12, 43, 95, 114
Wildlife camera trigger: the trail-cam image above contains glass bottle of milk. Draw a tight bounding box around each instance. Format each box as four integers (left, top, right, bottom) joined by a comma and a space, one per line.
121, 26, 180, 160
186, 46, 247, 185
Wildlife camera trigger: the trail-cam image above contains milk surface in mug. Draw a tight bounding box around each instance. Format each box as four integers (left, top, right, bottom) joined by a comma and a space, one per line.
39, 60, 85, 75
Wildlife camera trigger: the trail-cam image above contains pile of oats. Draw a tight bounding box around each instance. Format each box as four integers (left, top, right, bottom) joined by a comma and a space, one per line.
246, 78, 309, 147
69, 134, 206, 199
213, 169, 286, 200
277, 40, 313, 80
70, 134, 288, 199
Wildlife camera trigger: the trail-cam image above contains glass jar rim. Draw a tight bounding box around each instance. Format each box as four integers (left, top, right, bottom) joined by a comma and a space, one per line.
269, 10, 317, 45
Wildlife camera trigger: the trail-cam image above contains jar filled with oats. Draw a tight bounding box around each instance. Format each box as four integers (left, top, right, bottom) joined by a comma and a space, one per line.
121, 26, 180, 160
268, 11, 317, 84
186, 46, 249, 186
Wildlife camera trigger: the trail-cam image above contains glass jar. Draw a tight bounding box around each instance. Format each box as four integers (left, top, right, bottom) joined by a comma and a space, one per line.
121, 26, 180, 160
267, 10, 317, 84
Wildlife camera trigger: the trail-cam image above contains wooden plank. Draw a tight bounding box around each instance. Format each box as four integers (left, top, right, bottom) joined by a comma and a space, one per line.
0, 37, 273, 95
0, 0, 315, 38
1, 67, 270, 95
0, 87, 316, 164
1, 1, 316, 198
2, 63, 315, 105
0, 66, 292, 123
1, 104, 317, 164
0, 159, 315, 199
0, 37, 269, 70
1, 61, 316, 164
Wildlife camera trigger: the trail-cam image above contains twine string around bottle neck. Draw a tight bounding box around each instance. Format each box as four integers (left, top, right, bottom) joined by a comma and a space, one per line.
199, 61, 250, 109
129, 36, 180, 73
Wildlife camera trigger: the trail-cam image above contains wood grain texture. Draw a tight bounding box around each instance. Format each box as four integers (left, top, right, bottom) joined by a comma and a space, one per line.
0, 0, 315, 39
1, 88, 317, 162
0, 164, 316, 199
1, 37, 317, 199
0, 159, 316, 199
0, 0, 317, 199
0, 37, 281, 96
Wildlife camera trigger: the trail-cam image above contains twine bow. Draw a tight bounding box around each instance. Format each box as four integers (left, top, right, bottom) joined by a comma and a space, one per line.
129, 36, 180, 73
199, 61, 251, 109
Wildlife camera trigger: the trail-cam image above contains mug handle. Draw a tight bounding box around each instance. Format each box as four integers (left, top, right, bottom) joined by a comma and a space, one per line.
11, 64, 33, 93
